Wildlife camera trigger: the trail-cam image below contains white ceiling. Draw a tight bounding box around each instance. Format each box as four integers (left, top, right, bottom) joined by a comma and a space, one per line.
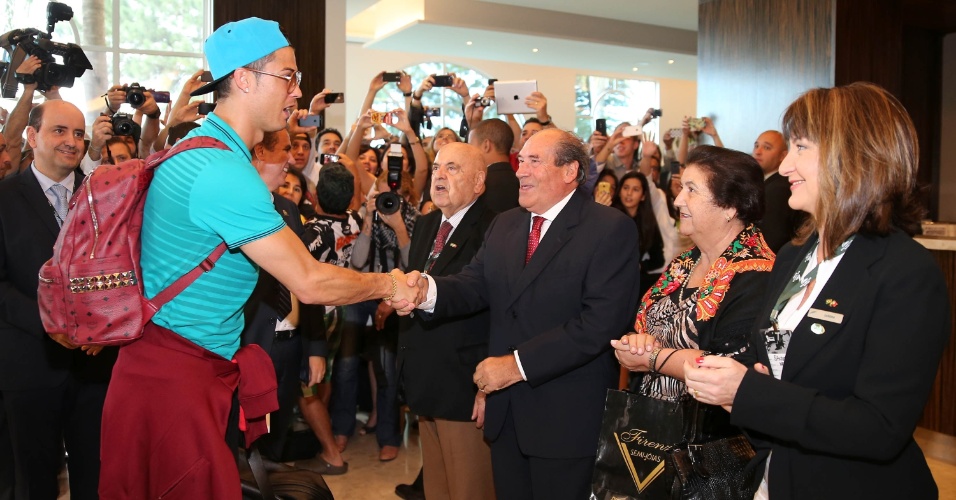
479, 0, 699, 30
346, 0, 700, 81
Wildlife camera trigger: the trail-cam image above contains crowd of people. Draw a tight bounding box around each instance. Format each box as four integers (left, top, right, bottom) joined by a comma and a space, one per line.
0, 15, 949, 500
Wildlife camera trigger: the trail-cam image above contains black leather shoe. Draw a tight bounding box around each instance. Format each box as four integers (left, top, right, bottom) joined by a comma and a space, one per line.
395, 482, 425, 500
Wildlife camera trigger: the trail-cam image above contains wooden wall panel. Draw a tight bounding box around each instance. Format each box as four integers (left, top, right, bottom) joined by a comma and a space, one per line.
697, 0, 835, 152
900, 27, 944, 220
833, 0, 903, 95
212, 1, 326, 112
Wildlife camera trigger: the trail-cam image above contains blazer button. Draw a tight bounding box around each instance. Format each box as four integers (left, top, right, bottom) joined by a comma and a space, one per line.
511, 311, 518, 319
508, 345, 517, 352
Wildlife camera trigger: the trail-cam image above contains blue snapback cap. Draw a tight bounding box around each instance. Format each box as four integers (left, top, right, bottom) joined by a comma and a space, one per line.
191, 17, 289, 96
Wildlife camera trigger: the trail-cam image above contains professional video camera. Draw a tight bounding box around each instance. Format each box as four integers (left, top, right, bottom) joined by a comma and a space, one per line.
375, 143, 404, 216
0, 1, 93, 98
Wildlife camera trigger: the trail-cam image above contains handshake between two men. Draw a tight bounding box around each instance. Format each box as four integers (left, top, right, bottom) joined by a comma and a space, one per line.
384, 269, 526, 398
383, 269, 427, 314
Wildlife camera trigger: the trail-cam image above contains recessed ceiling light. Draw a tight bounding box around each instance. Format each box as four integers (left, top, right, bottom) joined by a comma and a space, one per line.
667, 59, 675, 64
632, 67, 638, 72
466, 41, 472, 45
532, 48, 538, 53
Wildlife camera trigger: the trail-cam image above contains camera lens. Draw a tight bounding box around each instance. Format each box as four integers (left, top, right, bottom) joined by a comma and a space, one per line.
126, 89, 145, 108
111, 115, 137, 136
376, 192, 402, 215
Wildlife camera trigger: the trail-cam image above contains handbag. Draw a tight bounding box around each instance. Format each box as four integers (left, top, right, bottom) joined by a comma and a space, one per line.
590, 389, 686, 499
591, 390, 756, 500
664, 399, 756, 500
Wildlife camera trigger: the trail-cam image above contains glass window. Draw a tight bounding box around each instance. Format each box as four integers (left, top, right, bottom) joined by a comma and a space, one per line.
575, 75, 660, 140
371, 61, 497, 140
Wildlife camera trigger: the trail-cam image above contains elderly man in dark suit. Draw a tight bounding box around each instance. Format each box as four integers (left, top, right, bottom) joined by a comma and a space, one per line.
405, 129, 642, 499
0, 100, 114, 500
399, 142, 499, 500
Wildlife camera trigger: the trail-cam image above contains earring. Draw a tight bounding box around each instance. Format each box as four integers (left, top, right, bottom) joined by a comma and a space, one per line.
725, 214, 732, 222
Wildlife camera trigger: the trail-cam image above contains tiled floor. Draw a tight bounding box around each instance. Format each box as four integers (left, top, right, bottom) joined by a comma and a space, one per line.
55, 425, 956, 499
322, 420, 423, 499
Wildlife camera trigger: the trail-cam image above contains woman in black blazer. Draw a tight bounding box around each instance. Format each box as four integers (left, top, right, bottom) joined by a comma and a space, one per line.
684, 82, 950, 499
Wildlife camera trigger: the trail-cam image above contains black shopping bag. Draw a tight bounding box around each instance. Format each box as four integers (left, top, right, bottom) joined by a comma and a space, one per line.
590, 389, 685, 500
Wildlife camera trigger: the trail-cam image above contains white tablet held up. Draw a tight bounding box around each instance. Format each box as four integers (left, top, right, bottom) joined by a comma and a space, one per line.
494, 80, 538, 115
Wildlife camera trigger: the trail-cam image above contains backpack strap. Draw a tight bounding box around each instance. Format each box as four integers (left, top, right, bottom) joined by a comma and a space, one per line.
146, 136, 230, 169
143, 136, 232, 314
146, 243, 228, 314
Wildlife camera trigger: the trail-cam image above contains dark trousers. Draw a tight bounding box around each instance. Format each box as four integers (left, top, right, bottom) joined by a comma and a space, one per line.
1, 376, 108, 500
0, 393, 16, 500
490, 408, 595, 500
257, 332, 303, 460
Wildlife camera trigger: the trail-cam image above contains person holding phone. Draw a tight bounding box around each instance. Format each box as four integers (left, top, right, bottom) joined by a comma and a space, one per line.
685, 83, 949, 499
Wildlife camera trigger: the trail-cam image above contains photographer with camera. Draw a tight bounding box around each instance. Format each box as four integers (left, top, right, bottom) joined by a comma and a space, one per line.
1, 56, 63, 173
333, 143, 419, 463
103, 83, 163, 158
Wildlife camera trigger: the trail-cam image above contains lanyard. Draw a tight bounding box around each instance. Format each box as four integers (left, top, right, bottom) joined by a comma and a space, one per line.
769, 236, 853, 329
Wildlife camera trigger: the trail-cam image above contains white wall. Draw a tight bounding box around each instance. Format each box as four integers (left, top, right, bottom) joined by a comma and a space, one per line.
324, 2, 347, 132
940, 33, 956, 222
338, 42, 697, 140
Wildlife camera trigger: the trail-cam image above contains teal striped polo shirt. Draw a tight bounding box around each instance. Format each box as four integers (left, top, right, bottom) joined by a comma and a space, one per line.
141, 113, 284, 359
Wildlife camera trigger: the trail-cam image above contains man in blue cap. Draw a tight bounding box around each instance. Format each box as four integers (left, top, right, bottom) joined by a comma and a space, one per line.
99, 18, 419, 498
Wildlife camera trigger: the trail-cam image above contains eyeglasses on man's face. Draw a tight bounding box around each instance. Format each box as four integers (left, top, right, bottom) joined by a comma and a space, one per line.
245, 68, 302, 93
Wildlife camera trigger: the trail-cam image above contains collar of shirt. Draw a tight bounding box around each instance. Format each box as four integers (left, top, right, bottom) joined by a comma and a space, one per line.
204, 112, 253, 162
439, 198, 478, 240
530, 189, 575, 240
31, 163, 75, 205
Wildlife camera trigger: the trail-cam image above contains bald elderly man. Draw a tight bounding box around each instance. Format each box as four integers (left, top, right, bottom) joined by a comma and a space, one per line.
753, 130, 804, 252
398, 142, 498, 500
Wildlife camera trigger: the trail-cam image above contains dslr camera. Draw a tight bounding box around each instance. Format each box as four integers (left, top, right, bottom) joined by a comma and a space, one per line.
121, 83, 148, 108
0, 2, 93, 98
111, 113, 141, 138
375, 144, 404, 216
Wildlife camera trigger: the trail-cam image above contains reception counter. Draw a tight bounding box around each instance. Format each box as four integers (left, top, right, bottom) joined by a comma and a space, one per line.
915, 236, 956, 436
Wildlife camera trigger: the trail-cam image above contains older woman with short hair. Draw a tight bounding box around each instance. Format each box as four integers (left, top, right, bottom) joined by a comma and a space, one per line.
613, 145, 775, 400
686, 82, 949, 499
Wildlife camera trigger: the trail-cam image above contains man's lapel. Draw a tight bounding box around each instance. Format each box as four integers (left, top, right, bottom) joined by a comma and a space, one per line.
506, 192, 582, 309
16, 168, 61, 239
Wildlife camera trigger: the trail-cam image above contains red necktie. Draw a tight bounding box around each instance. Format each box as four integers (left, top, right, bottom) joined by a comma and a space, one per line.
525, 216, 545, 264
426, 221, 453, 272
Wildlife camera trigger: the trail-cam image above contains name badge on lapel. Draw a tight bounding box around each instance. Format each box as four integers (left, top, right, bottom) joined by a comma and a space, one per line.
807, 308, 843, 324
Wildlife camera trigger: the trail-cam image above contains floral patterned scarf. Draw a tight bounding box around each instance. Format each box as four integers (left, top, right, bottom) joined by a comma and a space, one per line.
634, 224, 775, 333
